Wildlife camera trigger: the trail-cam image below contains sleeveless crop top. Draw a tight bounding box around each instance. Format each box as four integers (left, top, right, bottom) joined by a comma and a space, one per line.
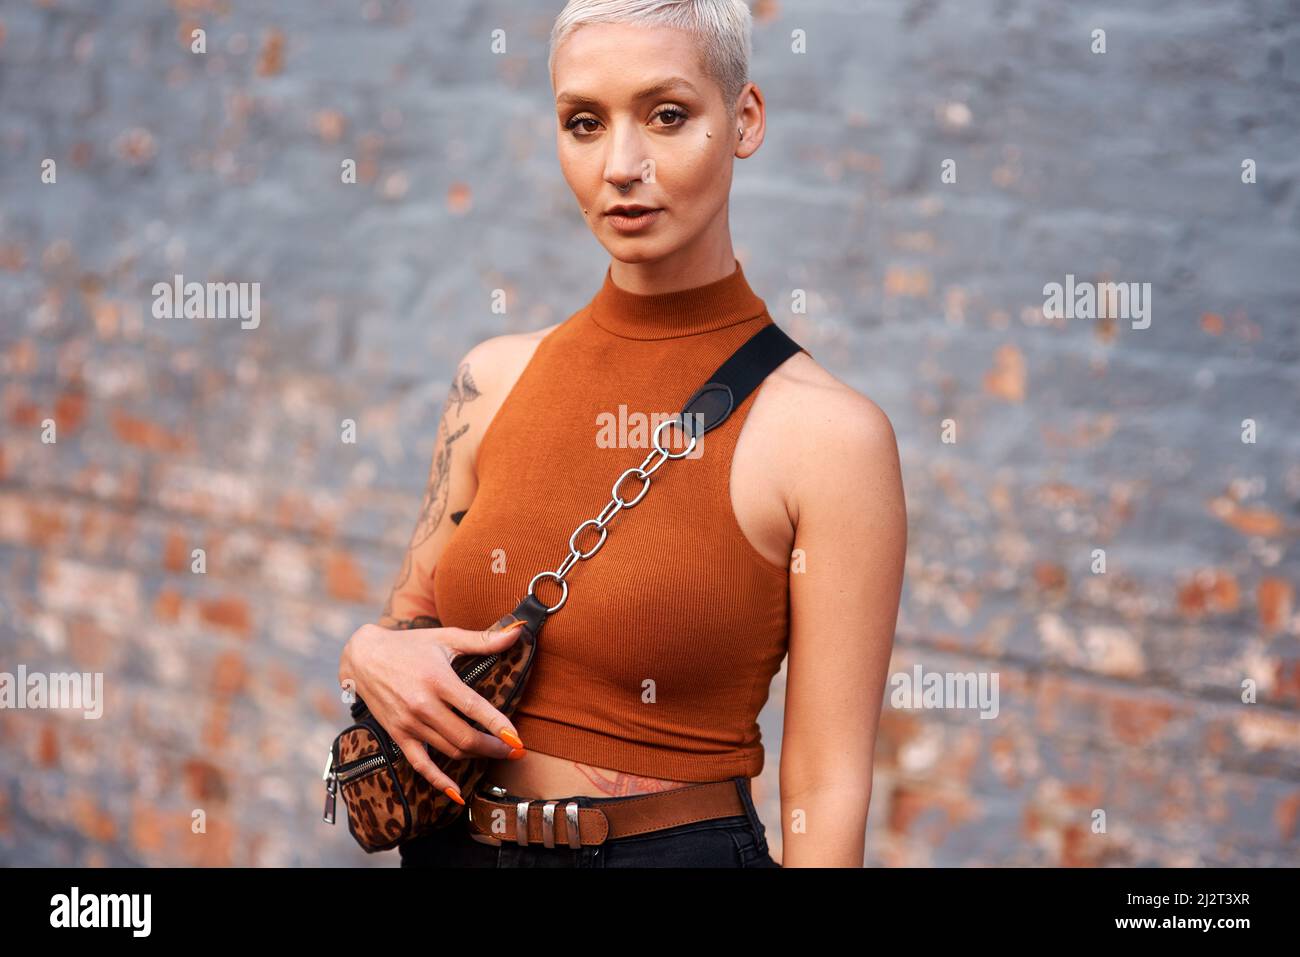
431, 259, 804, 780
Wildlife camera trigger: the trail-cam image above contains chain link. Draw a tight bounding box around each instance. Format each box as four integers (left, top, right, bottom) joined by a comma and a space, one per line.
526, 413, 700, 613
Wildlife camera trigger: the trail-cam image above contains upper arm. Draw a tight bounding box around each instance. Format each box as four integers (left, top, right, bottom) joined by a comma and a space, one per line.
781, 389, 907, 791
376, 340, 497, 628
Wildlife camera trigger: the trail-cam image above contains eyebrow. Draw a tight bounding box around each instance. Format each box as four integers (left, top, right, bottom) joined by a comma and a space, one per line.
556, 77, 701, 108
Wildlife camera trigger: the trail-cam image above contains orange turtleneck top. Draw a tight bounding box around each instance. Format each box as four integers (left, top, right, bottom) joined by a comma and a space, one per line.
429, 260, 805, 781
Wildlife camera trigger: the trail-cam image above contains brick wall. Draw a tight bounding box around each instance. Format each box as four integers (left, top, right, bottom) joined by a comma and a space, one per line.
0, 0, 1297, 866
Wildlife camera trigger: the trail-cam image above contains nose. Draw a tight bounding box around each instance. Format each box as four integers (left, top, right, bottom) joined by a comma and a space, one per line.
603, 120, 648, 191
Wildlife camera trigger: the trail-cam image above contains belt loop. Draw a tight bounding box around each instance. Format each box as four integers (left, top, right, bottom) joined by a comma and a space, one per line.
542, 801, 558, 848
731, 776, 769, 853
564, 801, 582, 849
515, 800, 531, 846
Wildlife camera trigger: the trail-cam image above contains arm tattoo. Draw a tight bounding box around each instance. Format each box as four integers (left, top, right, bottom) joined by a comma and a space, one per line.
379, 362, 481, 622
385, 615, 443, 631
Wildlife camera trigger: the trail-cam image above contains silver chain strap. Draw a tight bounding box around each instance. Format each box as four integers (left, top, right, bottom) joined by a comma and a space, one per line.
525, 415, 700, 614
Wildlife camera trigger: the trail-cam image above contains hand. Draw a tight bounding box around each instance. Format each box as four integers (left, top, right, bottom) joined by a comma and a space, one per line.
339, 621, 527, 800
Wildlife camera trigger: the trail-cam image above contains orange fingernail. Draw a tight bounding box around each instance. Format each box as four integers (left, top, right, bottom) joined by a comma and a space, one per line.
443, 786, 465, 806
498, 729, 523, 749
507, 748, 526, 760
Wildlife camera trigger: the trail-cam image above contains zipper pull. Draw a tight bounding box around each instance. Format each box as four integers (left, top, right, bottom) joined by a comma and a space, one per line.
322, 748, 337, 825
323, 774, 337, 825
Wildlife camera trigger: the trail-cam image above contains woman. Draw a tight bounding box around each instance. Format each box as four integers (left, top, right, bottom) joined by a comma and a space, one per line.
336, 0, 906, 867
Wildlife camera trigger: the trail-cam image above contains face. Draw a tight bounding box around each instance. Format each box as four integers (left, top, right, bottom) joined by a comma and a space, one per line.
552, 23, 760, 265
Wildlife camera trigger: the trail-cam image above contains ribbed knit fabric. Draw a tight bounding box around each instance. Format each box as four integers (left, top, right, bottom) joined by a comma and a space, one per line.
431, 260, 802, 781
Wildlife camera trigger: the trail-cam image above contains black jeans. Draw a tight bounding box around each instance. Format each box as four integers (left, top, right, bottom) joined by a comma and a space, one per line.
398, 776, 780, 868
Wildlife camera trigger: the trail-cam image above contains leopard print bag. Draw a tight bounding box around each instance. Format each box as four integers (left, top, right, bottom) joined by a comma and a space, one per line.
323, 595, 548, 853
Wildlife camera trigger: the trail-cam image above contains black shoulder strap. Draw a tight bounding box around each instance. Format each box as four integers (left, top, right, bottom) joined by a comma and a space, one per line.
679, 321, 806, 437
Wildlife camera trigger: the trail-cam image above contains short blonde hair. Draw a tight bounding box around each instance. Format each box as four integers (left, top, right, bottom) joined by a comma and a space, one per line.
549, 0, 753, 121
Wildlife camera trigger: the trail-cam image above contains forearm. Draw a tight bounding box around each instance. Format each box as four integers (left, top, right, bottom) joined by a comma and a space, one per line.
777, 780, 871, 867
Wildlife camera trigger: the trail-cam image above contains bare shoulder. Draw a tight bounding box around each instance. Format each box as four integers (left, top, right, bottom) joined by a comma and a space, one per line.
459, 322, 563, 479
756, 350, 902, 525
462, 321, 562, 387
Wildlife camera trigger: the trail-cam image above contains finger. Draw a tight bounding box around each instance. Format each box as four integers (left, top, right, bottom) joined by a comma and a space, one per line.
419, 696, 519, 759
437, 662, 527, 751
439, 619, 528, 658
405, 704, 515, 761
394, 733, 466, 804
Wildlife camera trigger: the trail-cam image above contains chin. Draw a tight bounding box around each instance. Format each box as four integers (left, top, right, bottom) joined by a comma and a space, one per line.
599, 240, 669, 264
602, 226, 687, 261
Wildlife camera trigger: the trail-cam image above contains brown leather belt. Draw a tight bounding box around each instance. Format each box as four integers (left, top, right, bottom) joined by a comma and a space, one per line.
465, 780, 745, 848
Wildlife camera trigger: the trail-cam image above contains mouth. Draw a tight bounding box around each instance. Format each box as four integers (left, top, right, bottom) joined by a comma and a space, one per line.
604, 206, 664, 232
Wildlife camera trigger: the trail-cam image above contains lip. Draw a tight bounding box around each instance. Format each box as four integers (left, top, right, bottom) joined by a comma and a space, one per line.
604, 206, 663, 233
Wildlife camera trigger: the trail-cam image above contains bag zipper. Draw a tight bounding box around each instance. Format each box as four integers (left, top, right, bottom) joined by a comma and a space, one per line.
322, 734, 404, 824
457, 653, 498, 685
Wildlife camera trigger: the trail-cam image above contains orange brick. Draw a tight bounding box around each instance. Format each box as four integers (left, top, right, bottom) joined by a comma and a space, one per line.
70, 793, 116, 843
182, 759, 228, 802
37, 725, 58, 768
202, 703, 230, 752
1276, 792, 1300, 844
1109, 697, 1179, 747
53, 391, 86, 432
210, 651, 248, 699
162, 528, 189, 572
1258, 577, 1294, 635
154, 587, 183, 622
983, 343, 1026, 402
325, 549, 369, 603
1177, 569, 1240, 617
199, 596, 251, 636
24, 501, 64, 547
268, 663, 298, 699
111, 409, 191, 453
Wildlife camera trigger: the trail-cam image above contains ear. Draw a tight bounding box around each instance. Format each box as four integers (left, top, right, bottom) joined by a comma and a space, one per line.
734, 82, 766, 159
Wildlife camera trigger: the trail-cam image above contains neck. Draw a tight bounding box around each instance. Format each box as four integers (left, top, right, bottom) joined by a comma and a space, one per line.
607, 250, 738, 297
588, 255, 768, 340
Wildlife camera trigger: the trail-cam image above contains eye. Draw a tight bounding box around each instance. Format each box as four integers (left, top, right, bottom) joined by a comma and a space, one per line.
564, 114, 601, 137
651, 106, 688, 128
